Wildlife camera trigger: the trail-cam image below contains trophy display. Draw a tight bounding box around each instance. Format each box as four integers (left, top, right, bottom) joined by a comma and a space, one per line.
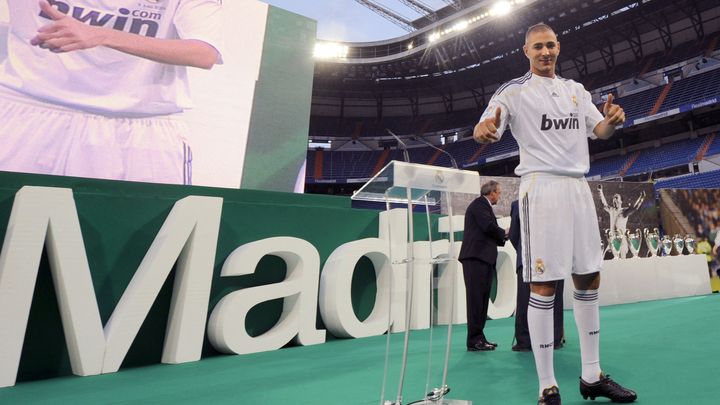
661, 235, 673, 256
672, 234, 685, 255
643, 228, 660, 257
625, 229, 642, 258
684, 234, 696, 254
606, 229, 624, 260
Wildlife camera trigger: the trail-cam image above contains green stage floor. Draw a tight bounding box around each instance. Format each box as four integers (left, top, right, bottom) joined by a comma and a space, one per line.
2, 294, 718, 404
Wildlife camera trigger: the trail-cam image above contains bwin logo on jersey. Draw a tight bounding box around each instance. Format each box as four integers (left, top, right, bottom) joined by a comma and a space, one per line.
40, 0, 161, 38
540, 114, 580, 131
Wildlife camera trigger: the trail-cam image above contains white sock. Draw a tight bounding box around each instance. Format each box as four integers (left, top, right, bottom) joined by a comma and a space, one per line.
528, 292, 557, 395
574, 289, 601, 383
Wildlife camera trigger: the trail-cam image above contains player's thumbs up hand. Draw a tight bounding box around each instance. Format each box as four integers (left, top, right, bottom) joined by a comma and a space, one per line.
38, 0, 65, 21
493, 107, 502, 127
602, 93, 625, 126
32, 0, 107, 53
473, 107, 502, 144
603, 93, 614, 115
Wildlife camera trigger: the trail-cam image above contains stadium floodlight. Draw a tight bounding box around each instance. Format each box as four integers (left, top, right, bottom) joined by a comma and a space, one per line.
452, 20, 469, 32
428, 32, 441, 42
489, 1, 513, 16
313, 42, 349, 59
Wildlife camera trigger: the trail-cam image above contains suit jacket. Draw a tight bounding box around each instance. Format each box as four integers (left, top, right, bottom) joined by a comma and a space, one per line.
459, 196, 506, 264
509, 200, 522, 270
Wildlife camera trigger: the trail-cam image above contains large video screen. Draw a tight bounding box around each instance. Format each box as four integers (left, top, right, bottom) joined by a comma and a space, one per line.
0, 1, 314, 192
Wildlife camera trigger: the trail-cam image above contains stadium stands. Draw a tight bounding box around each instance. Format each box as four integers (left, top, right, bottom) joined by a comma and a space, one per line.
625, 136, 707, 176
307, 2, 720, 188
659, 68, 720, 112
308, 129, 720, 183
655, 168, 720, 190
587, 154, 630, 179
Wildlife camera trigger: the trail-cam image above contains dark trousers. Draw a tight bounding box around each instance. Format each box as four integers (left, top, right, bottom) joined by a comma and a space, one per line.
514, 267, 564, 347
461, 259, 494, 348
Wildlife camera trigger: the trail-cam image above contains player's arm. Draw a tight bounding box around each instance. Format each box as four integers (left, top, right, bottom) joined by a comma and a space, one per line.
31, 0, 219, 69
624, 190, 645, 216
597, 184, 610, 210
593, 94, 625, 140
631, 191, 646, 210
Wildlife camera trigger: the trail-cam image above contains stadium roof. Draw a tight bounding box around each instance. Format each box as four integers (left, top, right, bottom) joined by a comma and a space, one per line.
313, 0, 720, 100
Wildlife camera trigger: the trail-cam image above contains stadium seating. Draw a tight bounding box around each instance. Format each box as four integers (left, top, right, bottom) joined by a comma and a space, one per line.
307, 66, 720, 182
587, 154, 630, 178
654, 168, 720, 189
659, 68, 720, 112
624, 136, 707, 176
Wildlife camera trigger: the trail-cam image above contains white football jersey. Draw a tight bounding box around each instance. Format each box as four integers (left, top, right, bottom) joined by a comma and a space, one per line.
479, 72, 604, 177
0, 0, 223, 116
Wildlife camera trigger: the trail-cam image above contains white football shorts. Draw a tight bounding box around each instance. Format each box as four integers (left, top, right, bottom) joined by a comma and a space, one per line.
519, 172, 603, 282
0, 87, 192, 185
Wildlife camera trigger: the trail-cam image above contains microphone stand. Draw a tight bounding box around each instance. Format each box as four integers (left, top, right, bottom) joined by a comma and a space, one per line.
412, 136, 459, 169
386, 129, 411, 163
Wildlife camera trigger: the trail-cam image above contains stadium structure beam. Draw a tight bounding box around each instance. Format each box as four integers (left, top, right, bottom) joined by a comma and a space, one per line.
426, 84, 454, 114
354, 0, 415, 32
398, 0, 438, 21
399, 86, 421, 118
441, 0, 463, 11
597, 36, 616, 71
642, 11, 673, 50
374, 91, 384, 120
460, 36, 482, 64
676, 0, 704, 40
466, 86, 486, 111
621, 25, 644, 62
571, 50, 589, 78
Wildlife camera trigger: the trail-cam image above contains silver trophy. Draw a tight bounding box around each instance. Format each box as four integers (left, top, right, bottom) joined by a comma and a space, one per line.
606, 229, 624, 260
661, 235, 673, 256
626, 229, 642, 258
672, 234, 685, 255
684, 234, 696, 254
644, 228, 660, 257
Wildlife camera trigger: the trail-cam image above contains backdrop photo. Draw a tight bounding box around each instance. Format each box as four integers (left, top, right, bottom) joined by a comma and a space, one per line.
659, 188, 720, 274
447, 176, 659, 258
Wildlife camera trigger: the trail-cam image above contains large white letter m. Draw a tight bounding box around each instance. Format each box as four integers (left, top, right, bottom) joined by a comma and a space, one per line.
0, 186, 222, 388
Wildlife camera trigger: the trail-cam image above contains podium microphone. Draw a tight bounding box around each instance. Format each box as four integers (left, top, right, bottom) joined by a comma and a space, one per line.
386, 129, 410, 163
412, 135, 459, 169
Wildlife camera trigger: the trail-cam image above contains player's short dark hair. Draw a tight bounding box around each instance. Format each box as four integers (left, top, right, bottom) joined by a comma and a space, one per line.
481, 180, 499, 196
525, 23, 555, 43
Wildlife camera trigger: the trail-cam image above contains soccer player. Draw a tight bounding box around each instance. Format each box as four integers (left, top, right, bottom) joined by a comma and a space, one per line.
598, 185, 646, 258
0, 0, 223, 184
473, 23, 637, 405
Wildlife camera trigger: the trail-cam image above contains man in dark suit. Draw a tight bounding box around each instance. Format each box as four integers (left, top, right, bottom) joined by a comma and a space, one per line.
459, 180, 507, 351
509, 200, 565, 352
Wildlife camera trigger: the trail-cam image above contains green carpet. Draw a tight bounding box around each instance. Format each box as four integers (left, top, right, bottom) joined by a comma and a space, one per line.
1, 294, 718, 404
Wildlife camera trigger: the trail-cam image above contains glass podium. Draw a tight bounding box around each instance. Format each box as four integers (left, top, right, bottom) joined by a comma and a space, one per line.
352, 160, 480, 405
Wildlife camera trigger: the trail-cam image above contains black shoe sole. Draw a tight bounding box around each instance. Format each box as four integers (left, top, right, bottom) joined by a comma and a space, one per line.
581, 394, 636, 403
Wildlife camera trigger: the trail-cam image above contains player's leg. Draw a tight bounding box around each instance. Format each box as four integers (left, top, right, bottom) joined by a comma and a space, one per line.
520, 174, 572, 403
572, 179, 636, 403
